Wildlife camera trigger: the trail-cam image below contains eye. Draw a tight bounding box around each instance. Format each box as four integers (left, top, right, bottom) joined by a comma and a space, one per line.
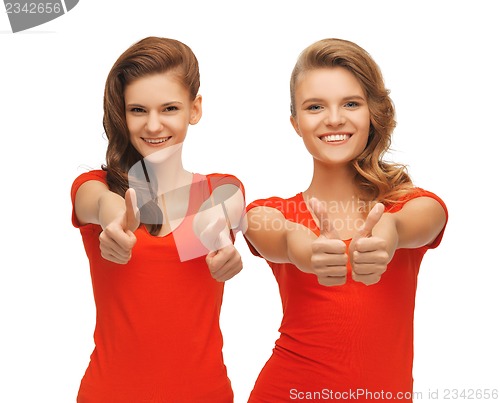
129, 107, 146, 113
344, 101, 359, 108
306, 104, 323, 112
163, 105, 179, 112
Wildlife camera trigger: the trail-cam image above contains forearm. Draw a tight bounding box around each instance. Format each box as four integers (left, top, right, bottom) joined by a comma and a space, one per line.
193, 203, 230, 241
75, 180, 126, 228
97, 191, 127, 229
382, 197, 446, 250
193, 185, 245, 239
245, 205, 323, 271
371, 214, 398, 260
208, 185, 245, 230
286, 222, 318, 273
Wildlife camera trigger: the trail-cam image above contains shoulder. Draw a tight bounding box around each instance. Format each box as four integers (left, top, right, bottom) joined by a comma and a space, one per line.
70, 169, 109, 228
71, 169, 108, 203
72, 169, 108, 189
204, 173, 245, 194
247, 193, 303, 215
386, 187, 447, 215
387, 187, 448, 250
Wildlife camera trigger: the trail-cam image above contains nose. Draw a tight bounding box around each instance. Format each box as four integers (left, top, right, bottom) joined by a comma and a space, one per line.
324, 108, 346, 127
146, 112, 163, 133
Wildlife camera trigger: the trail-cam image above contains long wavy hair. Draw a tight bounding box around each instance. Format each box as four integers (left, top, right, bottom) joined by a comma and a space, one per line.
290, 38, 413, 204
102, 36, 200, 196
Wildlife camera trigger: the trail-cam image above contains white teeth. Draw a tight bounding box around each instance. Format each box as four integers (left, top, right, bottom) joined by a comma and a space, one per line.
144, 138, 169, 144
321, 134, 350, 142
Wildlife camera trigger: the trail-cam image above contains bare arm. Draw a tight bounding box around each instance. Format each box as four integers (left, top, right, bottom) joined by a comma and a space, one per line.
350, 196, 447, 285
244, 206, 306, 262
74, 180, 139, 264
370, 196, 447, 257
193, 184, 245, 240
244, 206, 320, 271
75, 180, 126, 228
390, 196, 446, 249
244, 205, 348, 286
192, 184, 245, 282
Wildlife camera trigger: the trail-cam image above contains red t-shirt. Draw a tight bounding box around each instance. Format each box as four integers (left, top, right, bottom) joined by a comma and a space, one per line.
71, 170, 243, 403
245, 189, 447, 402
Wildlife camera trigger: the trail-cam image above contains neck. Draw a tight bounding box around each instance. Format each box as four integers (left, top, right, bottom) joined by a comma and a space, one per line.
141, 143, 192, 195
304, 159, 358, 203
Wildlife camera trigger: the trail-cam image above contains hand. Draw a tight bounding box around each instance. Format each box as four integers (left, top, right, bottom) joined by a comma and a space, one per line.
349, 203, 389, 285
200, 217, 243, 282
309, 198, 348, 286
99, 188, 140, 264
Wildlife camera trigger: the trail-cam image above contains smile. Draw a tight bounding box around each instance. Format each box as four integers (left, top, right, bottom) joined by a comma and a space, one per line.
320, 133, 351, 143
142, 137, 171, 144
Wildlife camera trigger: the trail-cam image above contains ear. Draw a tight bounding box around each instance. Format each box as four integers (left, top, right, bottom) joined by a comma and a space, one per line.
189, 94, 202, 125
290, 115, 302, 137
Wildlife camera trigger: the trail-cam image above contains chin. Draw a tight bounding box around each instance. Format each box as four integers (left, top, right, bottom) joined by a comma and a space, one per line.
143, 143, 183, 164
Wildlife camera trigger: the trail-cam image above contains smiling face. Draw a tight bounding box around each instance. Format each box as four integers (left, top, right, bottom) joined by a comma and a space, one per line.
124, 71, 202, 158
291, 67, 371, 167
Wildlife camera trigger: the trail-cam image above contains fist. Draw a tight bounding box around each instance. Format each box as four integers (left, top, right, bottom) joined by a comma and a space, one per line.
99, 188, 139, 264
200, 216, 243, 282
349, 203, 389, 285
309, 198, 348, 286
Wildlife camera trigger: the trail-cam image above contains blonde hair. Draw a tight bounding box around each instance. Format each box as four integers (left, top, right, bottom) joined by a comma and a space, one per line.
290, 38, 413, 204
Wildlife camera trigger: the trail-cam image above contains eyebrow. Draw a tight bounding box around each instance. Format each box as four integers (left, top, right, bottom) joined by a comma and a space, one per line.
301, 95, 366, 105
126, 101, 183, 108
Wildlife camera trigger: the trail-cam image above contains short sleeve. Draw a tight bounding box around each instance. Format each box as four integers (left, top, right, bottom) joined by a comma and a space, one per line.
70, 170, 108, 228
246, 197, 289, 215
207, 174, 245, 198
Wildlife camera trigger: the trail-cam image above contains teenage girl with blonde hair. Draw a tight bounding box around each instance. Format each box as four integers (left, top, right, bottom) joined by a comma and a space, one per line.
244, 38, 447, 402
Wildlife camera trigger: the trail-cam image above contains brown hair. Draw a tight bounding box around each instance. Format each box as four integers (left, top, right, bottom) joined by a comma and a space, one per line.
290, 38, 413, 204
102, 36, 200, 196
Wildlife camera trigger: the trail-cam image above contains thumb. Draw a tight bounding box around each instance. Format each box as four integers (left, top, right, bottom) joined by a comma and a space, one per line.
308, 197, 340, 239
357, 202, 385, 238
200, 216, 231, 252
124, 188, 140, 232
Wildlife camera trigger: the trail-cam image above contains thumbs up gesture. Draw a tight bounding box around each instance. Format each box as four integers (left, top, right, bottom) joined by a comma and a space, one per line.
349, 203, 389, 285
99, 188, 140, 264
309, 198, 348, 286
200, 216, 243, 282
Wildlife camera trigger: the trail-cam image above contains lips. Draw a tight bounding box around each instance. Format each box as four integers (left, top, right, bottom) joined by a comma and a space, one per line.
320, 133, 351, 143
142, 136, 172, 145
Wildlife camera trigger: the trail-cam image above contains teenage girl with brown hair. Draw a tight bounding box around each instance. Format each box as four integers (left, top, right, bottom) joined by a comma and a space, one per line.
71, 36, 244, 402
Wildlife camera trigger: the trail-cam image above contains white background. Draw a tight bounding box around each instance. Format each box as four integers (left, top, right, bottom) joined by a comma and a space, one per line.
1, 1, 499, 402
